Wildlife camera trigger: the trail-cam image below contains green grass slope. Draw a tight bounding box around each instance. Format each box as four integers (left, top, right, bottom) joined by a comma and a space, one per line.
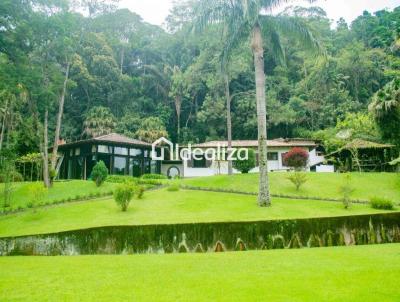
0, 180, 117, 210
0, 244, 399, 301
0, 189, 395, 237
179, 172, 400, 202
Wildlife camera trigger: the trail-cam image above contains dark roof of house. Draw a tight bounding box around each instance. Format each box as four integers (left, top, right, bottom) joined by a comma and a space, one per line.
193, 138, 318, 148
58, 133, 152, 149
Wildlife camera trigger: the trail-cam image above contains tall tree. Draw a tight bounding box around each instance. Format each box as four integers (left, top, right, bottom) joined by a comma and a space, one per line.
192, 0, 321, 206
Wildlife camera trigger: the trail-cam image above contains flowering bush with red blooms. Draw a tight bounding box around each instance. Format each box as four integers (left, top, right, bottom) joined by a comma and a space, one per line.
283, 147, 309, 170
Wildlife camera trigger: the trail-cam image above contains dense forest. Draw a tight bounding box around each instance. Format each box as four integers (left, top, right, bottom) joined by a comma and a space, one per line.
1, 0, 399, 161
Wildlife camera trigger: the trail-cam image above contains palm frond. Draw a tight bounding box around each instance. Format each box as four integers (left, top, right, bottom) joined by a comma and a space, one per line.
264, 15, 325, 57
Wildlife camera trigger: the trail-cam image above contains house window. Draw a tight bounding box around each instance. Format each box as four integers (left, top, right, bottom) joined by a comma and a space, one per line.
129, 158, 142, 177
114, 147, 128, 156
92, 145, 97, 153
193, 155, 207, 168
98, 145, 112, 154
113, 156, 127, 175
267, 152, 278, 161
150, 161, 158, 174
130, 148, 142, 157
75, 148, 81, 156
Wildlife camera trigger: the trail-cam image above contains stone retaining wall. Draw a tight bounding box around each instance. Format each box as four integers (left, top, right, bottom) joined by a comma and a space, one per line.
0, 213, 399, 256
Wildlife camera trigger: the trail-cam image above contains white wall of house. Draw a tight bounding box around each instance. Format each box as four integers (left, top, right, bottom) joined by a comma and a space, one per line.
176, 147, 326, 177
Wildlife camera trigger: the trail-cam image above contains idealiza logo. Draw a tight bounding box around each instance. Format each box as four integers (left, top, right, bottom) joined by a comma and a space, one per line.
152, 137, 249, 161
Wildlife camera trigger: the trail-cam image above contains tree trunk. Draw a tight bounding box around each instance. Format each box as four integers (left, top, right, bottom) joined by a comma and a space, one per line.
251, 24, 271, 207
43, 110, 50, 188
175, 96, 181, 141
0, 98, 9, 151
120, 47, 124, 75
224, 73, 233, 175
51, 62, 70, 171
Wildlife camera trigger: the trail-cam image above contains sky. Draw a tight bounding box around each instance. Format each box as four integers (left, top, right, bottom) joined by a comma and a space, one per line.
118, 0, 400, 26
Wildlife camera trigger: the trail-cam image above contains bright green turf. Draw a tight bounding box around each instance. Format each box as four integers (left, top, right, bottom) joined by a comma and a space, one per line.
0, 189, 395, 237
179, 172, 400, 202
0, 180, 117, 209
0, 244, 399, 301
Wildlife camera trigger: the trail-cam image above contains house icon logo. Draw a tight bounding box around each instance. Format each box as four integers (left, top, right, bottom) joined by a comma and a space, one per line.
152, 137, 174, 161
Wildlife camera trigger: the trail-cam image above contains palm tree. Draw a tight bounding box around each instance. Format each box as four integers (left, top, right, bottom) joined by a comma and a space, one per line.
192, 0, 321, 206
369, 78, 400, 142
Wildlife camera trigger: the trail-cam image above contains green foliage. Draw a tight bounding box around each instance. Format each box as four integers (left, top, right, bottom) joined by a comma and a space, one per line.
287, 172, 308, 191
141, 174, 167, 180
107, 175, 137, 184
370, 197, 394, 210
369, 78, 400, 144
339, 174, 355, 209
233, 149, 256, 174
114, 183, 135, 211
91, 161, 109, 187
136, 186, 145, 199
135, 117, 168, 143
83, 106, 116, 138
27, 182, 48, 208
167, 184, 180, 192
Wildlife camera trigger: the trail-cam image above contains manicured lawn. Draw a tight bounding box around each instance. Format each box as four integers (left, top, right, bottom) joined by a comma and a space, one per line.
0, 189, 395, 237
0, 180, 117, 210
179, 172, 400, 202
0, 244, 399, 301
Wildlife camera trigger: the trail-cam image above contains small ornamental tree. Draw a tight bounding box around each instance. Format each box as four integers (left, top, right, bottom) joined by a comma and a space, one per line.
287, 173, 308, 191
283, 148, 309, 171
114, 183, 135, 211
91, 161, 108, 187
233, 149, 256, 174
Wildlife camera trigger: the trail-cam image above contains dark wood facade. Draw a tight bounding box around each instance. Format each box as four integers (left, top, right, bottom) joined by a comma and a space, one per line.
56, 133, 161, 180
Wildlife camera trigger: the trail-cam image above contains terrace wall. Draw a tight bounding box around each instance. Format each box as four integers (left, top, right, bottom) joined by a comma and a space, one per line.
0, 213, 399, 256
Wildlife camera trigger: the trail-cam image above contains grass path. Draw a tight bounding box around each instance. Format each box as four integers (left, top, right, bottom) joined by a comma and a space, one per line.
0, 244, 399, 301
0, 189, 395, 238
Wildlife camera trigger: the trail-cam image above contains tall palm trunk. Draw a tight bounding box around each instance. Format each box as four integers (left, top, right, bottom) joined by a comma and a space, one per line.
51, 62, 70, 170
175, 96, 182, 141
224, 73, 233, 175
43, 110, 50, 188
0, 98, 9, 151
251, 23, 270, 207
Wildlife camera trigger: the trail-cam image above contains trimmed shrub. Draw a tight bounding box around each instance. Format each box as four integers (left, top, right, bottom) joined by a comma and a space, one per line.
287, 172, 308, 191
141, 174, 167, 180
114, 183, 136, 211
27, 182, 48, 208
167, 184, 180, 192
233, 149, 256, 174
339, 174, 354, 209
91, 161, 108, 187
136, 186, 145, 199
282, 148, 309, 170
107, 175, 137, 184
370, 197, 394, 210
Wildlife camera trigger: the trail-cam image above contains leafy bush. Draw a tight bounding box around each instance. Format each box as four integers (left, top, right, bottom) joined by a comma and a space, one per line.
287, 172, 308, 191
339, 174, 354, 209
141, 174, 167, 180
370, 197, 394, 210
167, 184, 180, 192
114, 183, 136, 211
107, 175, 137, 184
136, 186, 145, 199
27, 182, 48, 208
282, 148, 309, 170
138, 179, 163, 186
233, 149, 256, 174
91, 161, 108, 187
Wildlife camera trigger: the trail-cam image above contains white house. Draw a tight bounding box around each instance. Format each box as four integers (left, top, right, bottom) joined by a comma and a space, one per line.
161, 138, 326, 178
